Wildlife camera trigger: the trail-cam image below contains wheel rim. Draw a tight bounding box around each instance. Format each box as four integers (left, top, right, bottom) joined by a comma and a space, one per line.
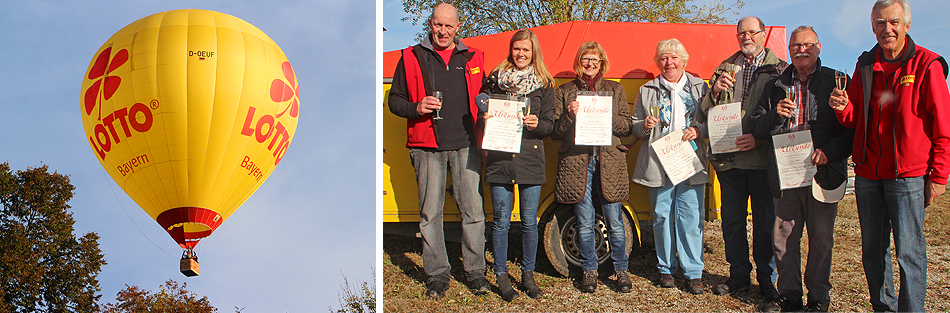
559, 214, 611, 267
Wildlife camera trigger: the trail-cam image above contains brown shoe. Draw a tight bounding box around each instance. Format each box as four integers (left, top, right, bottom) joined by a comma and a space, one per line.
687, 278, 704, 294
657, 273, 675, 288
579, 270, 597, 293
616, 271, 632, 293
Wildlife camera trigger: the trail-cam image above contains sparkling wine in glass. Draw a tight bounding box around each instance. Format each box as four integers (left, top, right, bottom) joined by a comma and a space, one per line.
835, 69, 848, 91
785, 85, 798, 103
432, 91, 443, 120
727, 64, 742, 80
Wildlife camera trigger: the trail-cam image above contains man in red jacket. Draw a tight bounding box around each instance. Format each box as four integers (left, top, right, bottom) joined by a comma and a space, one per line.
387, 3, 487, 299
829, 0, 950, 311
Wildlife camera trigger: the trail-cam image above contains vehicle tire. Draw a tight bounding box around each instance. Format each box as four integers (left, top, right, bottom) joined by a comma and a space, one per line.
541, 203, 635, 277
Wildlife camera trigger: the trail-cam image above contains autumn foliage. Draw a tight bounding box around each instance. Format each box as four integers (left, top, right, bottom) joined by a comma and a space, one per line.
101, 280, 217, 313
0, 162, 106, 312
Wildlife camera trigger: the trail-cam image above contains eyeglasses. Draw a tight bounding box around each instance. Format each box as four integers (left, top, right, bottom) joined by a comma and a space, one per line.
789, 42, 818, 50
580, 57, 602, 65
736, 30, 764, 38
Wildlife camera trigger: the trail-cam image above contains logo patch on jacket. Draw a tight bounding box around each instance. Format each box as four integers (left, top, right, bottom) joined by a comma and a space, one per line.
469, 66, 480, 75
900, 75, 915, 86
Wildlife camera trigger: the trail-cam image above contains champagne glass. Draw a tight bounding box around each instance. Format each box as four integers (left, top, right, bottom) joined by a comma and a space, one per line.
432, 91, 443, 120
785, 85, 798, 103
649, 106, 661, 135
785, 84, 799, 119
835, 69, 848, 91
727, 64, 742, 81
521, 100, 531, 128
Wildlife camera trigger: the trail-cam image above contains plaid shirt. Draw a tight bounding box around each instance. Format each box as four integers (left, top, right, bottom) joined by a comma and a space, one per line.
788, 67, 816, 131
739, 50, 767, 101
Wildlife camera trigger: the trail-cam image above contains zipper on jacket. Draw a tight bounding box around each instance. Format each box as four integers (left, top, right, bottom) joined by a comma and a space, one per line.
888, 72, 900, 177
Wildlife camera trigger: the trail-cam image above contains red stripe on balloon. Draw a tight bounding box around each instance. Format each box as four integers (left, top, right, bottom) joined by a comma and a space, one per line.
157, 207, 223, 248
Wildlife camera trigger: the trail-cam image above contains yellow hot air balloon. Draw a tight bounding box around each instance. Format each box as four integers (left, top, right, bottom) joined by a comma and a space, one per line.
80, 9, 299, 275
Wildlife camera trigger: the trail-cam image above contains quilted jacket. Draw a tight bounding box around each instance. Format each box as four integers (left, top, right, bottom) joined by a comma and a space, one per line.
552, 76, 633, 204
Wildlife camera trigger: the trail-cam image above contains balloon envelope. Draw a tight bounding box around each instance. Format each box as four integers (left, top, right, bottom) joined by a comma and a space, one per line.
80, 9, 299, 248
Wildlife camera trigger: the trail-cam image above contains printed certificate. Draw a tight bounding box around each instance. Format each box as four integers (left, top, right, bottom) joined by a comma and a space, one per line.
772, 130, 817, 190
481, 98, 524, 153
575, 92, 613, 146
651, 129, 704, 185
708, 102, 743, 154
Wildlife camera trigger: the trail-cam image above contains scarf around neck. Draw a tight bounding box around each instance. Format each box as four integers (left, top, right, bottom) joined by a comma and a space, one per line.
581, 73, 602, 92
498, 65, 543, 96
656, 74, 696, 134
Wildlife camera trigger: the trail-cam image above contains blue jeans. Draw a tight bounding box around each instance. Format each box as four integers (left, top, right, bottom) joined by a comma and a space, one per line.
573, 155, 628, 272
717, 168, 777, 285
409, 146, 485, 282
490, 183, 541, 274
648, 179, 705, 279
855, 176, 927, 312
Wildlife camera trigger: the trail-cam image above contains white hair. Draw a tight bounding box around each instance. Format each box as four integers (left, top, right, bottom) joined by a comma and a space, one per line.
873, 0, 912, 25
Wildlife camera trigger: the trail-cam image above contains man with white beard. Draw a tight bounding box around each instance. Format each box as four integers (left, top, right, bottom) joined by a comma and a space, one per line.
701, 16, 787, 312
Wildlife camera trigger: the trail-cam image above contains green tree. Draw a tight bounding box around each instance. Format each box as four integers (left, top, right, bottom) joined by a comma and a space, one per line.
330, 267, 375, 313
101, 280, 217, 313
0, 162, 106, 313
401, 0, 745, 39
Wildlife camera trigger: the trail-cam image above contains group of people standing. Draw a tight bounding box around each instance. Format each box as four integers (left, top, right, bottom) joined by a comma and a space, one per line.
387, 0, 949, 311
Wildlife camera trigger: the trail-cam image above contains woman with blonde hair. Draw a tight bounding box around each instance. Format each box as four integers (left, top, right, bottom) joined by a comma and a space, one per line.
552, 41, 634, 293
482, 29, 555, 301
631, 38, 710, 294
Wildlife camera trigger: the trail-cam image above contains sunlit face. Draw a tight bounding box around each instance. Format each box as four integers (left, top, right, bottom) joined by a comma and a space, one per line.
736, 18, 766, 58
872, 3, 910, 58
580, 53, 602, 77
657, 53, 685, 82
428, 9, 458, 50
511, 39, 533, 70
788, 30, 821, 74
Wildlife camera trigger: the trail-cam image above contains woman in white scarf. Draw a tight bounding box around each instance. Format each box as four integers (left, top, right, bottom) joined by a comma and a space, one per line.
631, 38, 710, 295
481, 29, 555, 302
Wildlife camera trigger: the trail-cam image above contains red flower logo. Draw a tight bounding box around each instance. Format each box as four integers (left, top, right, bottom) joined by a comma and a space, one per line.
84, 47, 128, 120
270, 62, 299, 118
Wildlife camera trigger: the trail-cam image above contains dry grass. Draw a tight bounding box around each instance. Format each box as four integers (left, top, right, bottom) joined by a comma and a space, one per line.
383, 195, 950, 312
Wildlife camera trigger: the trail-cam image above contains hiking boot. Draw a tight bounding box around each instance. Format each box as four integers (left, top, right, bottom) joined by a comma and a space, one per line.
495, 273, 519, 302
616, 271, 632, 293
761, 294, 803, 312
468, 276, 490, 295
521, 270, 543, 298
804, 301, 829, 312
760, 283, 780, 301
713, 278, 751, 295
657, 273, 675, 288
579, 270, 597, 293
759, 299, 781, 313
686, 278, 704, 295
425, 279, 449, 298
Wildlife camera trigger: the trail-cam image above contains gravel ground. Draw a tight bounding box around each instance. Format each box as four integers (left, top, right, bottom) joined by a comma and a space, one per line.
383, 196, 950, 312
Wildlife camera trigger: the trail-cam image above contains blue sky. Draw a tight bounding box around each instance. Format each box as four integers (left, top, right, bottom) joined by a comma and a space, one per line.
2, 0, 374, 312
382, 0, 950, 86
